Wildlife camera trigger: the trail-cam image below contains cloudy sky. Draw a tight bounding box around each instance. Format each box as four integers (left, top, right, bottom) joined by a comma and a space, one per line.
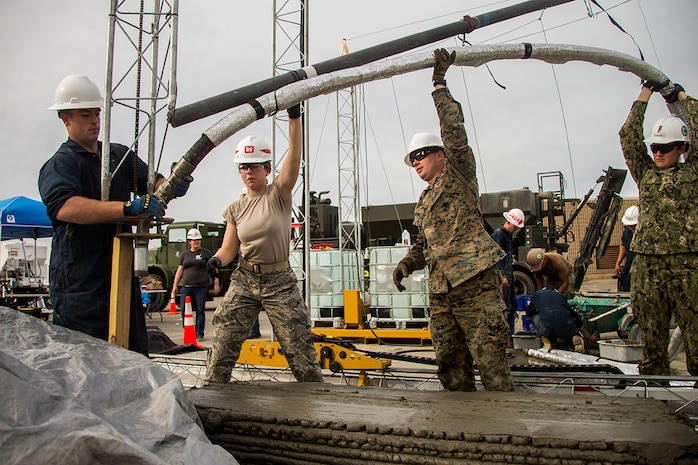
1, 0, 696, 227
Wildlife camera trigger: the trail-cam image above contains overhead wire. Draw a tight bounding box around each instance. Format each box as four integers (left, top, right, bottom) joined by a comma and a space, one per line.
388, 77, 418, 200
635, 0, 662, 70
539, 11, 578, 198
343, 0, 511, 42
340, 0, 646, 207
454, 38, 489, 194
361, 92, 406, 232
308, 93, 334, 187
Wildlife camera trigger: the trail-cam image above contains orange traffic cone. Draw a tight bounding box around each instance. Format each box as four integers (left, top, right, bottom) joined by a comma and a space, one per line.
168, 292, 178, 314
182, 296, 204, 348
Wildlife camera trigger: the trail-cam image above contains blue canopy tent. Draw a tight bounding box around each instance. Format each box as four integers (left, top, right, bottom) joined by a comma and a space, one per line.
0, 196, 52, 313
0, 196, 53, 241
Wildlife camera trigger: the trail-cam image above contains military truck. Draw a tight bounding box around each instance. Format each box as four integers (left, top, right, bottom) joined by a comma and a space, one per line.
357, 167, 627, 295
145, 221, 233, 313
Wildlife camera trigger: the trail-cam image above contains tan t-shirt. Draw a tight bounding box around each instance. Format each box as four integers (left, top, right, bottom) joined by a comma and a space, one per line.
223, 180, 291, 264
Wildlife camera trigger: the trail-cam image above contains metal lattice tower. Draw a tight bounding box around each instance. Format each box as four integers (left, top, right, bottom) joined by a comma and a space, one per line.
272, 0, 310, 301
103, 0, 179, 275
336, 40, 362, 290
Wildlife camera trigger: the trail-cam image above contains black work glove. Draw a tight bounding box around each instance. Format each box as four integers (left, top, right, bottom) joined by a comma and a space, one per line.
207, 256, 222, 278
170, 175, 193, 198
432, 48, 456, 82
288, 103, 301, 119
123, 194, 165, 218
662, 83, 685, 104
392, 262, 409, 292
641, 79, 669, 93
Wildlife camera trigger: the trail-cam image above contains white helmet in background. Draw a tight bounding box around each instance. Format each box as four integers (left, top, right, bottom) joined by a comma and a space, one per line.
186, 228, 202, 240
47, 75, 103, 111
644, 116, 690, 145
234, 136, 272, 163
621, 206, 639, 226
503, 208, 525, 228
404, 132, 444, 166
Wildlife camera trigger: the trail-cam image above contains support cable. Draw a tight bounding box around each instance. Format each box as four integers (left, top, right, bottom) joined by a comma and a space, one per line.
539, 13, 578, 197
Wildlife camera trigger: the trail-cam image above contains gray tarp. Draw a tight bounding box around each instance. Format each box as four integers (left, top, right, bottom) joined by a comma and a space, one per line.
0, 307, 238, 465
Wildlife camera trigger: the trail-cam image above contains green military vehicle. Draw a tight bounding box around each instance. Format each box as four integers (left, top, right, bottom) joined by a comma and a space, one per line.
145, 221, 233, 313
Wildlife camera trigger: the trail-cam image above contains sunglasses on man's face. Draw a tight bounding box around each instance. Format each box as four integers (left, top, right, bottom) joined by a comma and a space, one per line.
409, 147, 440, 165
649, 143, 680, 154
238, 163, 264, 171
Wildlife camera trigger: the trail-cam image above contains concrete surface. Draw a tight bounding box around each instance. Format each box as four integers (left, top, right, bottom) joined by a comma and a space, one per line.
190, 381, 698, 465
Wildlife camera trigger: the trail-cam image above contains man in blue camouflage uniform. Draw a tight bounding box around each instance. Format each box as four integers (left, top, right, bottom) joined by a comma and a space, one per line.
619, 81, 697, 377
393, 49, 514, 392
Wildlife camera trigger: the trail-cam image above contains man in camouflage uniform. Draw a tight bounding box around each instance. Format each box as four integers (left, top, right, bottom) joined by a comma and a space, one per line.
619, 81, 697, 377
392, 49, 514, 392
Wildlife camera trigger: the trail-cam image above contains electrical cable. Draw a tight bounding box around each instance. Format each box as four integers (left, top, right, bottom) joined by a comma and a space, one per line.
388, 76, 417, 201
539, 13, 578, 197
635, 0, 662, 70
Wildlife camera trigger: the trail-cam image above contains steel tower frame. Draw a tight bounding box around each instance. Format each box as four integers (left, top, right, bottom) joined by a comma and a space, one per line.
103, 0, 179, 275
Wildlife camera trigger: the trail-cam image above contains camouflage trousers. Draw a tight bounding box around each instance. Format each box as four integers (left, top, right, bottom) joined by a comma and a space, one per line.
630, 253, 698, 376
429, 266, 514, 392
206, 267, 323, 383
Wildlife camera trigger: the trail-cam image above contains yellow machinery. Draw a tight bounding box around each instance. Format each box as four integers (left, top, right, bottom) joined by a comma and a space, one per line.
238, 340, 391, 386
309, 290, 432, 344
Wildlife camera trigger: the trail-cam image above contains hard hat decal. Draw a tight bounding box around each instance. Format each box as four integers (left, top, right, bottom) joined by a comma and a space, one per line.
244, 146, 254, 153
683, 126, 689, 136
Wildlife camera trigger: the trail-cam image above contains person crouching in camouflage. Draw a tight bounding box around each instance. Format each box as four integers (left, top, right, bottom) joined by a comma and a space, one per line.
392, 49, 514, 392
619, 81, 698, 378
205, 103, 323, 384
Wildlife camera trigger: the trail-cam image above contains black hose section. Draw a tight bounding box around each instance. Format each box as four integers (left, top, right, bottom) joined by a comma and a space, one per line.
168, 0, 574, 127
169, 71, 304, 127
154, 134, 215, 203
248, 99, 265, 120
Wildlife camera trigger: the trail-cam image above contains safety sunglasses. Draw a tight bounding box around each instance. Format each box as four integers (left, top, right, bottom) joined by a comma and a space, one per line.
649, 143, 680, 154
238, 163, 264, 171
409, 147, 441, 164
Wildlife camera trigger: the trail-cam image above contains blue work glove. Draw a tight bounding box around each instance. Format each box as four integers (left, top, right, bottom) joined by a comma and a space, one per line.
288, 103, 301, 119
170, 175, 193, 198
207, 256, 222, 278
123, 194, 165, 218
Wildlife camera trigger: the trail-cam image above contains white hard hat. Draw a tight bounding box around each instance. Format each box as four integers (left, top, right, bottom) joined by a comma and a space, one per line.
621, 205, 639, 226
404, 132, 444, 166
503, 208, 525, 228
186, 228, 202, 240
47, 75, 103, 111
644, 116, 690, 145
234, 135, 272, 163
